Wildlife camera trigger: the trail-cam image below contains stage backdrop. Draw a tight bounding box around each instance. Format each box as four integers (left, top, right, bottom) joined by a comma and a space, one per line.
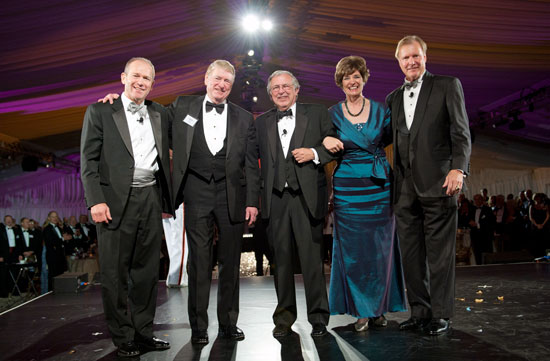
0, 168, 87, 224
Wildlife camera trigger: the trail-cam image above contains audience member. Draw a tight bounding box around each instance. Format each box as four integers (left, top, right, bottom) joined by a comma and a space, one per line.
469, 194, 495, 265
529, 193, 550, 257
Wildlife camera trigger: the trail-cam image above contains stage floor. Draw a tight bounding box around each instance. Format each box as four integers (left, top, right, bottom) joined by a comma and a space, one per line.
1, 263, 549, 361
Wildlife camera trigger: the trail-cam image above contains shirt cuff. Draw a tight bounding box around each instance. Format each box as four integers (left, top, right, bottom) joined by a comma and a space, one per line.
311, 148, 320, 165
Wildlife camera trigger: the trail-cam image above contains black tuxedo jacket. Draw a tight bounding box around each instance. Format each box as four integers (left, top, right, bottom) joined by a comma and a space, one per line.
42, 223, 66, 276
255, 103, 336, 220
168, 95, 260, 222
386, 71, 471, 199
80, 98, 173, 229
0, 224, 25, 263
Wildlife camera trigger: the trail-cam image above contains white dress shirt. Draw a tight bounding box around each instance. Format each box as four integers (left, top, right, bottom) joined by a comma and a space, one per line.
22, 229, 30, 248
6, 227, 16, 247
277, 103, 319, 163
202, 95, 228, 155
121, 93, 159, 173
403, 70, 426, 130
277, 103, 297, 158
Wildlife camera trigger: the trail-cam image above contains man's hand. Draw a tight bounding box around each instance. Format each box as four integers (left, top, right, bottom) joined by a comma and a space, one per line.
292, 148, 315, 163
91, 203, 112, 224
245, 207, 258, 226
98, 93, 119, 104
323, 136, 344, 153
442, 169, 465, 196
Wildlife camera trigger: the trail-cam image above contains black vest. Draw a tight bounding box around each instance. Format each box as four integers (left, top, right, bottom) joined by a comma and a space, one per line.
273, 132, 299, 192
187, 114, 227, 182
396, 102, 411, 171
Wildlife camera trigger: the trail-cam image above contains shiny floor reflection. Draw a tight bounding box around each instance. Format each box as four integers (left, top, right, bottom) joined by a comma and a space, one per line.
0, 263, 548, 360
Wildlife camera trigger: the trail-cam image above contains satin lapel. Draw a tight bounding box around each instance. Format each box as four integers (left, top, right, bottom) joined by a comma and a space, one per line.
226, 103, 239, 158
148, 108, 162, 160
266, 111, 278, 163
112, 99, 133, 158
185, 96, 204, 160
410, 72, 434, 142
293, 103, 308, 148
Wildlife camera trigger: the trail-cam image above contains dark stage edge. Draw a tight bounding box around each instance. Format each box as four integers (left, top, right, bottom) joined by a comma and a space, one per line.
1, 263, 549, 361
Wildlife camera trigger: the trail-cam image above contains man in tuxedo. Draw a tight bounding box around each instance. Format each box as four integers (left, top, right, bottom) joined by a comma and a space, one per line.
81, 57, 172, 357
469, 194, 496, 265
255, 70, 335, 338
169, 60, 260, 345
386, 35, 471, 336
0, 216, 25, 297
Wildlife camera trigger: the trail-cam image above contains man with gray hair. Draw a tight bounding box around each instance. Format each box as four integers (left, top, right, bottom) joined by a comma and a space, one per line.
99, 59, 260, 345
255, 70, 336, 338
169, 59, 260, 345
82, 57, 173, 357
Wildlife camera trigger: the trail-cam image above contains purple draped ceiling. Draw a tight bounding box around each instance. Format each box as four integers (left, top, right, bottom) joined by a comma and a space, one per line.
0, 0, 549, 220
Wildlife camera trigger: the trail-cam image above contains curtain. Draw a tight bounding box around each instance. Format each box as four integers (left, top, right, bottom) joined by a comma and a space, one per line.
0, 169, 87, 224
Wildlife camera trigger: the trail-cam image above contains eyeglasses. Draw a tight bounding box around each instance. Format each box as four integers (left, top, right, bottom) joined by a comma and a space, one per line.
270, 84, 293, 93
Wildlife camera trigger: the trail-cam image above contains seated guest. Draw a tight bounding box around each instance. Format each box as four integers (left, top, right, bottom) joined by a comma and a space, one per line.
469, 194, 495, 265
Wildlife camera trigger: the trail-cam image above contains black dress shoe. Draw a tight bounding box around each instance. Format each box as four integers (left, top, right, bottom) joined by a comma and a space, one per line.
218, 325, 245, 341
117, 341, 140, 357
311, 324, 327, 337
134, 336, 170, 351
425, 318, 451, 335
191, 331, 209, 344
272, 325, 291, 338
399, 317, 430, 331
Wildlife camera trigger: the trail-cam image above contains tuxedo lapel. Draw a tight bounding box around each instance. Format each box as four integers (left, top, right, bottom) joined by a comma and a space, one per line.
148, 107, 162, 161
293, 103, 308, 147
226, 103, 239, 157
185, 96, 204, 161
267, 110, 278, 163
112, 99, 133, 158
410, 72, 434, 142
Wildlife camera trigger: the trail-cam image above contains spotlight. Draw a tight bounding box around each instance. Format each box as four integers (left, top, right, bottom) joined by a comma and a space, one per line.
253, 96, 258, 103
261, 19, 273, 31
242, 14, 260, 32
248, 49, 255, 56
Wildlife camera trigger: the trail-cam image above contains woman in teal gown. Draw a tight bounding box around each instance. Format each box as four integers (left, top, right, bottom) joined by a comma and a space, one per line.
323, 56, 406, 331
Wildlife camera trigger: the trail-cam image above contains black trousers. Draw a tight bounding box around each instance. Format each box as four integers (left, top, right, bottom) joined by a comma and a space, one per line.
268, 189, 330, 327
395, 175, 457, 319
184, 174, 244, 332
97, 185, 162, 346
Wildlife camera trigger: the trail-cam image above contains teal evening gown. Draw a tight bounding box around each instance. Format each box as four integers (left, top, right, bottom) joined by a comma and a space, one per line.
328, 99, 407, 318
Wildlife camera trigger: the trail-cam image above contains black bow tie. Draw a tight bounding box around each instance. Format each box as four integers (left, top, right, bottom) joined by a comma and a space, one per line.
23, 229, 28, 233
277, 109, 293, 120
403, 79, 419, 90
205, 101, 225, 114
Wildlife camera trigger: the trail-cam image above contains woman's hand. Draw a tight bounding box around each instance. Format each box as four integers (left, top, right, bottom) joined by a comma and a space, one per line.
323, 136, 344, 153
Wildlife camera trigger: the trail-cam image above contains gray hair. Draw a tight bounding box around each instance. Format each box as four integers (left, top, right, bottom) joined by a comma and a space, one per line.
206, 59, 235, 79
124, 57, 156, 81
266, 70, 300, 94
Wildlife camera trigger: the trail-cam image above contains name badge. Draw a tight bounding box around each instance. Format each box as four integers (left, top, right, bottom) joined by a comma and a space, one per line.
183, 115, 198, 127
